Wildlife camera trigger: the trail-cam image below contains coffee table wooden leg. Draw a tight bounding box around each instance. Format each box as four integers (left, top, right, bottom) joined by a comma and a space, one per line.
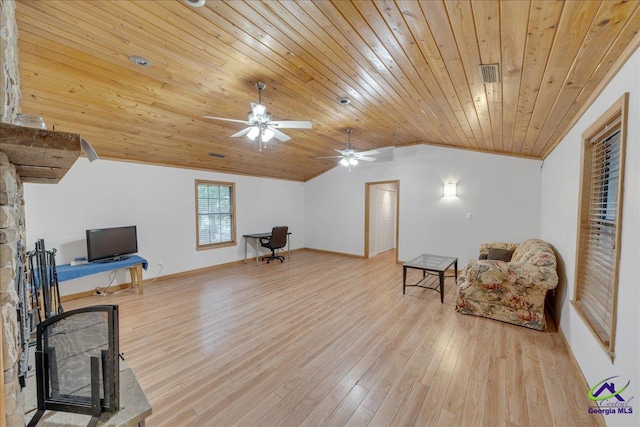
439, 271, 444, 303
403, 266, 407, 294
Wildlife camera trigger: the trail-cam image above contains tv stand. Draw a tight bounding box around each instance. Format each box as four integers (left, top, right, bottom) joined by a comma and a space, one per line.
56, 255, 148, 294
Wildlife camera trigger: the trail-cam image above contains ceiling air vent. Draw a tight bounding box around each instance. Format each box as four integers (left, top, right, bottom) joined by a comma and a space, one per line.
478, 64, 500, 83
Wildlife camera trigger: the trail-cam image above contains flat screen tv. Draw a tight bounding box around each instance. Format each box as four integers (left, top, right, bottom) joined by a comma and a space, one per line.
86, 226, 138, 262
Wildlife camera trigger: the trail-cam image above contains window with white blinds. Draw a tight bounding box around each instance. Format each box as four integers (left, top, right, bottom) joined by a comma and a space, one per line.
195, 180, 236, 250
573, 93, 627, 361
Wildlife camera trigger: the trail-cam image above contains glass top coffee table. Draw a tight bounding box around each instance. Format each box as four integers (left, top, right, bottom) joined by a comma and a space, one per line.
403, 254, 458, 303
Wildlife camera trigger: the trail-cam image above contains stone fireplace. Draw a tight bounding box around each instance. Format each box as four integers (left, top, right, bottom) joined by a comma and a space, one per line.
2, 0, 81, 424
1, 152, 26, 426
2, 1, 24, 424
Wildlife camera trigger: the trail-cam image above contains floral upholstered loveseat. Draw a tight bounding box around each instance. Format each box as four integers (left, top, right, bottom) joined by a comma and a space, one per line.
455, 238, 558, 331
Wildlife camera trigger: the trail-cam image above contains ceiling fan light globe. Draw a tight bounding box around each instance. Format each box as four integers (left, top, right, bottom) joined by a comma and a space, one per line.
349, 158, 358, 166
247, 126, 260, 141
340, 158, 349, 167
252, 103, 267, 117
262, 128, 275, 142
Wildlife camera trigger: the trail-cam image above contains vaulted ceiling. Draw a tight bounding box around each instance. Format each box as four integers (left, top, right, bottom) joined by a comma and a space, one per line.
15, 0, 640, 181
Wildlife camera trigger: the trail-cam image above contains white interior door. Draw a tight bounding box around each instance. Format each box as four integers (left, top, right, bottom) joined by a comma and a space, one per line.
375, 187, 396, 254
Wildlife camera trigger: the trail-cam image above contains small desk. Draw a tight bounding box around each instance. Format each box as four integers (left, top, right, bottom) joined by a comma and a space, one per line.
56, 255, 148, 294
403, 254, 457, 303
243, 232, 291, 266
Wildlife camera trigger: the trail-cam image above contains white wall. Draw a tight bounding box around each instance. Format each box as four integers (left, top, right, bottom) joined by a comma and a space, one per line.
304, 144, 542, 264
541, 49, 639, 426
24, 158, 305, 295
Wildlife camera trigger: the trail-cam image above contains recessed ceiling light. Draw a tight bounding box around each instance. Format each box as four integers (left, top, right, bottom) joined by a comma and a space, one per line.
183, 0, 205, 7
128, 55, 150, 67
338, 97, 351, 105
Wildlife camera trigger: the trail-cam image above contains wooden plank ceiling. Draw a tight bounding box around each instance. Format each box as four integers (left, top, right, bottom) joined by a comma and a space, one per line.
14, 0, 640, 181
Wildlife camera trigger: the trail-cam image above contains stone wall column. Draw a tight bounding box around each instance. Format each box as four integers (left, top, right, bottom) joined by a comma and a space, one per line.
1, 0, 23, 423
1, 0, 22, 124
1, 151, 25, 426
1, 0, 24, 421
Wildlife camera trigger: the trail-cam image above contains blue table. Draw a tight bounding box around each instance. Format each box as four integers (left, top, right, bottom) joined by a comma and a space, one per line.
57, 255, 148, 294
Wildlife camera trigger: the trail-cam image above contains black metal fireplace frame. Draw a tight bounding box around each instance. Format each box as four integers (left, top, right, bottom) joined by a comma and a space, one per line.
28, 305, 119, 427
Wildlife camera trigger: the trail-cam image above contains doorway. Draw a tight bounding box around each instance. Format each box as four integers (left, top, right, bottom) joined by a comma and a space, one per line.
364, 180, 399, 261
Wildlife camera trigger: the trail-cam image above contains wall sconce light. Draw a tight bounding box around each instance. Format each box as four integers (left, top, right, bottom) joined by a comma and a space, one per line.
443, 183, 457, 197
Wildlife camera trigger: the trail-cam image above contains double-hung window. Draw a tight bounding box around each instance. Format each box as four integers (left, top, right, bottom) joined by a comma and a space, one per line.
195, 180, 236, 249
573, 93, 627, 361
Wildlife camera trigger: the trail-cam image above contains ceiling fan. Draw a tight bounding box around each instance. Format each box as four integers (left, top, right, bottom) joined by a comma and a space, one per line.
203, 81, 312, 151
318, 129, 380, 171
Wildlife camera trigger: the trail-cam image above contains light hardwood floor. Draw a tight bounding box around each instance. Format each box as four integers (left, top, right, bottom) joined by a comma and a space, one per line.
63, 250, 603, 427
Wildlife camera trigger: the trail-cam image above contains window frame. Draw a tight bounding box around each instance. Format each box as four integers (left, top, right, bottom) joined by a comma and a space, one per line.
194, 179, 236, 250
572, 93, 628, 362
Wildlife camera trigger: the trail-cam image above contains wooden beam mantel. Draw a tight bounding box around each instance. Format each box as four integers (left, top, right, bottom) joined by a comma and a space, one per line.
0, 122, 81, 183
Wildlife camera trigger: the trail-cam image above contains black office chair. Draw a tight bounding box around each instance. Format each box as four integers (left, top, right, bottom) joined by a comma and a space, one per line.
260, 226, 288, 263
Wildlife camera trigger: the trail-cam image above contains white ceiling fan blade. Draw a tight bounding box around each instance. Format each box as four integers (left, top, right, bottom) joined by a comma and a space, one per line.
272, 128, 291, 142
268, 120, 313, 129
230, 127, 253, 138
357, 149, 380, 156
316, 155, 343, 159
203, 115, 252, 125
356, 155, 376, 161
334, 148, 348, 155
